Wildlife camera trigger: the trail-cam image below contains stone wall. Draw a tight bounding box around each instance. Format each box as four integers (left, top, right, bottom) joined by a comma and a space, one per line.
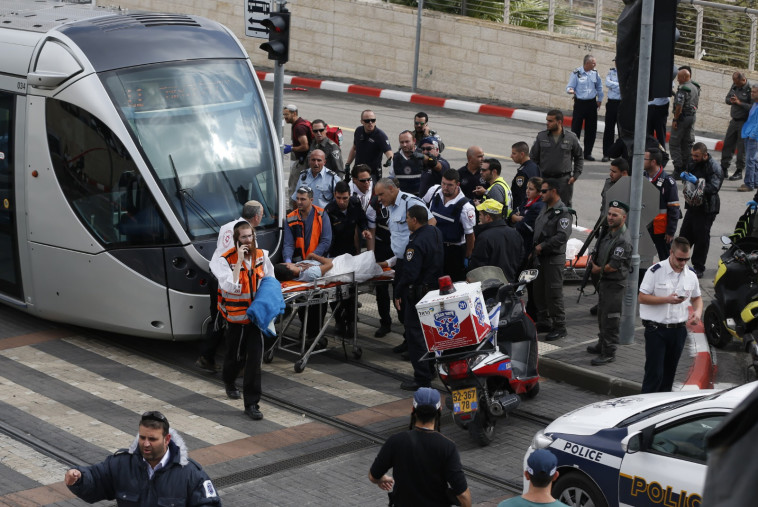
112, 0, 747, 135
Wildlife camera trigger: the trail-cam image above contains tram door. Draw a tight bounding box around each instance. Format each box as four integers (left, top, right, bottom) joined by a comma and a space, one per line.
0, 92, 21, 299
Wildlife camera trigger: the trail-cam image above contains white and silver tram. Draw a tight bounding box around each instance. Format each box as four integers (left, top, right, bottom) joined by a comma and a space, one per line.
0, 1, 284, 339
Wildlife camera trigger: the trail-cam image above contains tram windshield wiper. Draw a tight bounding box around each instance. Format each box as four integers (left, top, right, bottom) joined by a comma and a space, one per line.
168, 154, 220, 236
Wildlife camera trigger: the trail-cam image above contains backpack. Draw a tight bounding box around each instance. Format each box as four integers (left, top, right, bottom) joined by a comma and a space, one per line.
304, 120, 343, 147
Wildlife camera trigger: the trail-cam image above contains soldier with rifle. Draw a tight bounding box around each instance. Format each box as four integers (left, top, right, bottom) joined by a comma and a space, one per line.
587, 201, 632, 365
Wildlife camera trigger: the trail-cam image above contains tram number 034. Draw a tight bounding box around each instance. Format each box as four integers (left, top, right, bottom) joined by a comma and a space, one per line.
453, 387, 478, 414
17, 81, 26, 90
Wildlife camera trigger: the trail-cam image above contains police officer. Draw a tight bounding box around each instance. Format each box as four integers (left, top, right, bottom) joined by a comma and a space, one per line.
670, 68, 700, 173
292, 149, 341, 209
566, 54, 603, 161
417, 138, 451, 198
530, 109, 583, 207
368, 183, 395, 338
309, 119, 345, 176
639, 237, 703, 393
390, 130, 424, 195
587, 201, 632, 365
602, 60, 621, 162
679, 143, 723, 278
326, 181, 371, 337
422, 169, 476, 282
509, 143, 540, 210
531, 178, 573, 341
722, 71, 752, 181
643, 149, 680, 261
475, 158, 514, 219
393, 206, 443, 390
375, 178, 435, 351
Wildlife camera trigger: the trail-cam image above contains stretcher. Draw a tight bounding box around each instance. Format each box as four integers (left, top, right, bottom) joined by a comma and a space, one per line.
267, 268, 394, 373
564, 255, 590, 282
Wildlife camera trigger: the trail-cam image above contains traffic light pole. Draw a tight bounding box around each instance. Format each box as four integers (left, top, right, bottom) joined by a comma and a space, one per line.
273, 61, 284, 145
619, 0, 654, 345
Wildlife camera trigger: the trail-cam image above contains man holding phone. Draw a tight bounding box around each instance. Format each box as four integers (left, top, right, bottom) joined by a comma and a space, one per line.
210, 221, 275, 420
638, 237, 703, 393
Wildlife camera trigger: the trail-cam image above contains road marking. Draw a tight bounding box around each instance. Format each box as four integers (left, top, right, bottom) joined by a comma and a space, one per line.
0, 433, 68, 485
262, 359, 401, 406
63, 337, 312, 428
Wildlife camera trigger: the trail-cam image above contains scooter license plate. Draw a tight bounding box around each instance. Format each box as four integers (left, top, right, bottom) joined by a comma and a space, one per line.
452, 387, 478, 414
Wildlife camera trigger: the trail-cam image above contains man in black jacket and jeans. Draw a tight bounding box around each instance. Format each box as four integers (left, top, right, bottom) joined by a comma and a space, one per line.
679, 143, 723, 278
468, 200, 523, 283
64, 411, 220, 506
369, 388, 471, 507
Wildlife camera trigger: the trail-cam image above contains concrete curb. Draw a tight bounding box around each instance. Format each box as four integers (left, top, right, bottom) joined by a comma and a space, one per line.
539, 357, 642, 397
257, 71, 726, 153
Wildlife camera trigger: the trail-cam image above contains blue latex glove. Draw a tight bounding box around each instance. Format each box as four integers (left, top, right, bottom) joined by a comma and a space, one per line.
283, 144, 292, 154
748, 201, 758, 209
679, 172, 697, 184
463, 257, 469, 269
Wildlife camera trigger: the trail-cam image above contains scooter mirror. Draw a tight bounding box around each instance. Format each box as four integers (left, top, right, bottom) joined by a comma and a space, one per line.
518, 269, 538, 283
721, 235, 733, 246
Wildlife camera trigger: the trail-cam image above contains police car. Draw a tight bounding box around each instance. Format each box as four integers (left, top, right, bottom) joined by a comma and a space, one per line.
525, 382, 757, 507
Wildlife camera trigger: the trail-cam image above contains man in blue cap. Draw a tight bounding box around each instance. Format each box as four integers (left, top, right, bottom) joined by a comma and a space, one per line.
498, 449, 567, 506
369, 388, 471, 506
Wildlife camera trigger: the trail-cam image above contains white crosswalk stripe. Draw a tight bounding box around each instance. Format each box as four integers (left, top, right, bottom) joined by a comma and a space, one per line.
0, 433, 69, 485
63, 337, 312, 428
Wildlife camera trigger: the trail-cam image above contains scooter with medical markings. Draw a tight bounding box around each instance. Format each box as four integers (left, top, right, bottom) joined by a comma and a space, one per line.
704, 232, 758, 380
426, 267, 541, 447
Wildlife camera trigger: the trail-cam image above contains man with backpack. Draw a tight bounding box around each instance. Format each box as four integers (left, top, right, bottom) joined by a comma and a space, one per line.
309, 118, 345, 177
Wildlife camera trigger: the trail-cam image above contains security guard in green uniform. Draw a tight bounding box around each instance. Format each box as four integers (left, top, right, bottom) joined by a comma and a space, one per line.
394, 205, 444, 391
587, 200, 632, 365
531, 178, 573, 341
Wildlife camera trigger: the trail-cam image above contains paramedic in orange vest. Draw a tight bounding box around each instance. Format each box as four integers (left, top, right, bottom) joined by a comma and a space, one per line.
643, 148, 681, 261
210, 221, 274, 421
283, 186, 332, 263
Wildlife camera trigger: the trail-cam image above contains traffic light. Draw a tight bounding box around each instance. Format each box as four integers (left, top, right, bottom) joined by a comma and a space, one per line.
650, 1, 677, 99
259, 10, 290, 64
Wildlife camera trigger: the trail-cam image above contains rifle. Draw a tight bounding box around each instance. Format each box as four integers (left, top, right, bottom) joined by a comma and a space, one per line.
576, 215, 606, 303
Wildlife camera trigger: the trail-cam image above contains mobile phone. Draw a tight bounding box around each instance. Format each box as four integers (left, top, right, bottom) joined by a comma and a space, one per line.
677, 295, 686, 300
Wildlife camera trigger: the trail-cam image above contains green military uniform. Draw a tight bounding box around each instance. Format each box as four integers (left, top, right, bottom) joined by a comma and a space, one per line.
532, 198, 573, 337
592, 200, 632, 359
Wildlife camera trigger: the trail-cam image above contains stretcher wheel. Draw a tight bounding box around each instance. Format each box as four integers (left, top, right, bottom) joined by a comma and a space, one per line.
353, 346, 363, 359
263, 349, 274, 364
294, 359, 306, 373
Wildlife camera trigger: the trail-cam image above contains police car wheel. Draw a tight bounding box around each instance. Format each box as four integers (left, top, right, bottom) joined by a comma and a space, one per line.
552, 472, 607, 507
703, 304, 731, 349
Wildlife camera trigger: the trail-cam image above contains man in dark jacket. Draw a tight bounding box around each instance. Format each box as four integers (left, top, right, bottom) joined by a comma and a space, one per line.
64, 411, 220, 506
468, 200, 523, 282
679, 142, 723, 278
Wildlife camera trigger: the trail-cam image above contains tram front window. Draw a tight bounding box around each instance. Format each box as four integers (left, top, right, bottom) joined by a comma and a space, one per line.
102, 60, 278, 240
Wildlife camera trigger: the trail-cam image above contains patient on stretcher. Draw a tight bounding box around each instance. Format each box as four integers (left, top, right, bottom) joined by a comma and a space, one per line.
274, 251, 395, 283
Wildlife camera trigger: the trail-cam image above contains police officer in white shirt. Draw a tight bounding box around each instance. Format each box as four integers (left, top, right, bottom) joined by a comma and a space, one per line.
638, 237, 703, 393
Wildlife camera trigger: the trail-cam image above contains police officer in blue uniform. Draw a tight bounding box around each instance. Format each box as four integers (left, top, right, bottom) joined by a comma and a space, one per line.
292, 149, 341, 209
394, 205, 443, 391
368, 191, 395, 338
567, 54, 603, 161
602, 61, 621, 162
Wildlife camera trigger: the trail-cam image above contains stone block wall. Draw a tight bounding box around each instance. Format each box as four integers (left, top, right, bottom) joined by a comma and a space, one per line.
111, 0, 747, 135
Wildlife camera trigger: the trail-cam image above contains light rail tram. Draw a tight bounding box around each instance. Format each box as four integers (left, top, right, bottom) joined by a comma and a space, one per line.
0, 0, 284, 339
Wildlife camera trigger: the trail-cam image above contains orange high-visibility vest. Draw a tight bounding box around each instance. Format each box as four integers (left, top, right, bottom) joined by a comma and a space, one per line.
217, 248, 265, 324
286, 205, 324, 261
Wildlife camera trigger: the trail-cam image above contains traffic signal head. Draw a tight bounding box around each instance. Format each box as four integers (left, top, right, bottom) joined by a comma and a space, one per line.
260, 11, 290, 64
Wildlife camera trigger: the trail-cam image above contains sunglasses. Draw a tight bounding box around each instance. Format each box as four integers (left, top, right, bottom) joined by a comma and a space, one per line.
674, 256, 691, 262
357, 178, 372, 183
421, 146, 434, 151
141, 411, 168, 424
297, 186, 312, 193
414, 121, 426, 125
312, 128, 325, 133
362, 118, 377, 124
540, 188, 553, 194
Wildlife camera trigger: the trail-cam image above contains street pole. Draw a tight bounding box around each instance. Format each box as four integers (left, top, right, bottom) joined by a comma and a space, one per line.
272, 0, 286, 146
412, 0, 423, 92
619, 0, 654, 345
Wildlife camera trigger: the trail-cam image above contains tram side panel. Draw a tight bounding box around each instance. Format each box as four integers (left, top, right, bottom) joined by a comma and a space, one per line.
24, 80, 182, 338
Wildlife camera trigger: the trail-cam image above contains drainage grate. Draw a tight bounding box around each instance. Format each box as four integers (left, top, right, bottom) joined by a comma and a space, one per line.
212, 439, 376, 488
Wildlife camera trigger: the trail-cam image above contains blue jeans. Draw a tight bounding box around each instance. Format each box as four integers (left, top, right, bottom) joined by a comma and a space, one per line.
744, 137, 758, 189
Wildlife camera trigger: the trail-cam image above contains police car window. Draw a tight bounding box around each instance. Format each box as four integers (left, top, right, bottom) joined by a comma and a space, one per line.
649, 414, 724, 463
615, 396, 706, 427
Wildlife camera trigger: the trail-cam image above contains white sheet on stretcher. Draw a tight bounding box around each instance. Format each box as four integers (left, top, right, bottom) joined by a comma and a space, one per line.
326, 251, 388, 283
